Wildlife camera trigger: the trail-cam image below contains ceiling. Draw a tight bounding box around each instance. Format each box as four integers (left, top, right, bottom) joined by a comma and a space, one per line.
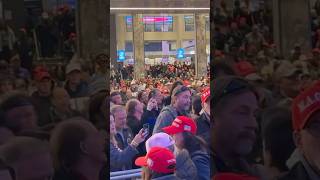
110, 0, 210, 13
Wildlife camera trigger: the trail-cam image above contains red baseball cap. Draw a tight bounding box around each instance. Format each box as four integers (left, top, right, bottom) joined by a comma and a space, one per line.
34, 71, 51, 81
235, 61, 256, 77
292, 80, 320, 131
201, 87, 210, 103
162, 116, 197, 135
135, 147, 176, 174
213, 173, 259, 180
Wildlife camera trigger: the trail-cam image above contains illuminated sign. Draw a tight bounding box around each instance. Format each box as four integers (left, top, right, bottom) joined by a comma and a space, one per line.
117, 50, 126, 62
126, 16, 173, 24
176, 48, 185, 59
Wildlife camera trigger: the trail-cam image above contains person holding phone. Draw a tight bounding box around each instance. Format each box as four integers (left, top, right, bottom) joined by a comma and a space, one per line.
110, 114, 147, 172
141, 88, 164, 134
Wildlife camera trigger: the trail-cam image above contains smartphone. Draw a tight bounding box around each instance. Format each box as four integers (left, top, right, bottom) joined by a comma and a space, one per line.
143, 123, 149, 137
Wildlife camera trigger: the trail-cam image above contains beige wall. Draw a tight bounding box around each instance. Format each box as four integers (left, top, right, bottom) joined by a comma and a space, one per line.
116, 14, 210, 49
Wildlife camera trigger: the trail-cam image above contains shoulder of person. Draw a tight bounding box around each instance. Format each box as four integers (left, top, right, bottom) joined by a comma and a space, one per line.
160, 106, 177, 116
175, 149, 197, 174
276, 162, 310, 180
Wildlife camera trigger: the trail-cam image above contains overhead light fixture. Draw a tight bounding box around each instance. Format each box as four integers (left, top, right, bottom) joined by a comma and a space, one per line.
110, 7, 210, 10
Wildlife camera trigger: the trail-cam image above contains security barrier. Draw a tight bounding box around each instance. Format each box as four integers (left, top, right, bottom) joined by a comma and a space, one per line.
110, 168, 142, 180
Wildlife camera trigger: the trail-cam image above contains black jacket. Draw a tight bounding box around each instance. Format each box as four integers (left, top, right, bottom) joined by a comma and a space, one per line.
114, 128, 133, 150
141, 108, 160, 133
196, 112, 210, 143
126, 115, 142, 136
277, 162, 314, 180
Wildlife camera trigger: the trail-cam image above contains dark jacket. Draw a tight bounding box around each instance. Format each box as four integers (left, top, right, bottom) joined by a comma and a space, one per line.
126, 115, 142, 136
211, 152, 265, 179
175, 149, 197, 180
53, 167, 106, 180
277, 162, 311, 180
191, 150, 210, 180
109, 142, 138, 172
196, 112, 210, 143
114, 128, 134, 150
53, 168, 88, 180
31, 91, 52, 127
277, 152, 320, 180
52, 165, 109, 180
152, 174, 181, 180
141, 108, 160, 133
65, 81, 89, 98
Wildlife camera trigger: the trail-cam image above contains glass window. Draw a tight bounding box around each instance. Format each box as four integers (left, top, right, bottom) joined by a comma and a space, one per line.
127, 16, 174, 32
144, 16, 155, 32
184, 15, 194, 32
164, 16, 173, 32
168, 41, 177, 51
125, 41, 133, 52
155, 16, 163, 32
144, 41, 162, 51
125, 16, 133, 32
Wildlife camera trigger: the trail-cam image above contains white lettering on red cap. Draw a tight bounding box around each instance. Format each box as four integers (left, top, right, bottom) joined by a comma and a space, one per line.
147, 158, 154, 167
174, 118, 182, 123
184, 125, 191, 131
298, 92, 320, 112
172, 122, 180, 127
167, 159, 176, 163
202, 90, 210, 98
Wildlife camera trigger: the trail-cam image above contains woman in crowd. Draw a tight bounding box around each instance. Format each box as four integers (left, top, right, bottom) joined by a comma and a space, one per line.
163, 116, 210, 180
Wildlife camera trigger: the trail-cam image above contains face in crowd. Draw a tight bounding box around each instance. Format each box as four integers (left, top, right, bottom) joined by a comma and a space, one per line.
113, 108, 127, 131
173, 88, 191, 112
111, 94, 122, 105
213, 89, 259, 157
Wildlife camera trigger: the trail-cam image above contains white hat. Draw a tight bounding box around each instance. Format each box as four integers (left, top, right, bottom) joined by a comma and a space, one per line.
145, 133, 175, 153
66, 63, 81, 74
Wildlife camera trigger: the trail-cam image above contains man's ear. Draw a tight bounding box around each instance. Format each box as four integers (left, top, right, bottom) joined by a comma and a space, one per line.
80, 142, 89, 155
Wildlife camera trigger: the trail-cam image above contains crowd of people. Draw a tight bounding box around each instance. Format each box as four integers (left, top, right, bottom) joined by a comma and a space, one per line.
110, 76, 211, 179
109, 50, 211, 180
0, 49, 108, 180
212, 0, 320, 180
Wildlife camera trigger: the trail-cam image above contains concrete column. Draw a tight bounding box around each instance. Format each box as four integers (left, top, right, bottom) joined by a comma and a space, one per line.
176, 15, 182, 49
195, 13, 207, 78
132, 14, 145, 79
110, 14, 117, 66
116, 15, 126, 51
273, 0, 311, 58
76, 0, 108, 61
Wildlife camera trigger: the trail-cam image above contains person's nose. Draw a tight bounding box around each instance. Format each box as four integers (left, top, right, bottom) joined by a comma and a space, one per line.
246, 114, 258, 131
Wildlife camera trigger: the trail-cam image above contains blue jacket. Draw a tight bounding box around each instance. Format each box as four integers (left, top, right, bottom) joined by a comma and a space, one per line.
191, 150, 210, 180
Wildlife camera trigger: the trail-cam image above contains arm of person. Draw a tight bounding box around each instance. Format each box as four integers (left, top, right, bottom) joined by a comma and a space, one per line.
192, 153, 211, 180
109, 142, 139, 170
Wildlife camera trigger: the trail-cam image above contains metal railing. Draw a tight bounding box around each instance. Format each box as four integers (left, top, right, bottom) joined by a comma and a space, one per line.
110, 168, 142, 180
